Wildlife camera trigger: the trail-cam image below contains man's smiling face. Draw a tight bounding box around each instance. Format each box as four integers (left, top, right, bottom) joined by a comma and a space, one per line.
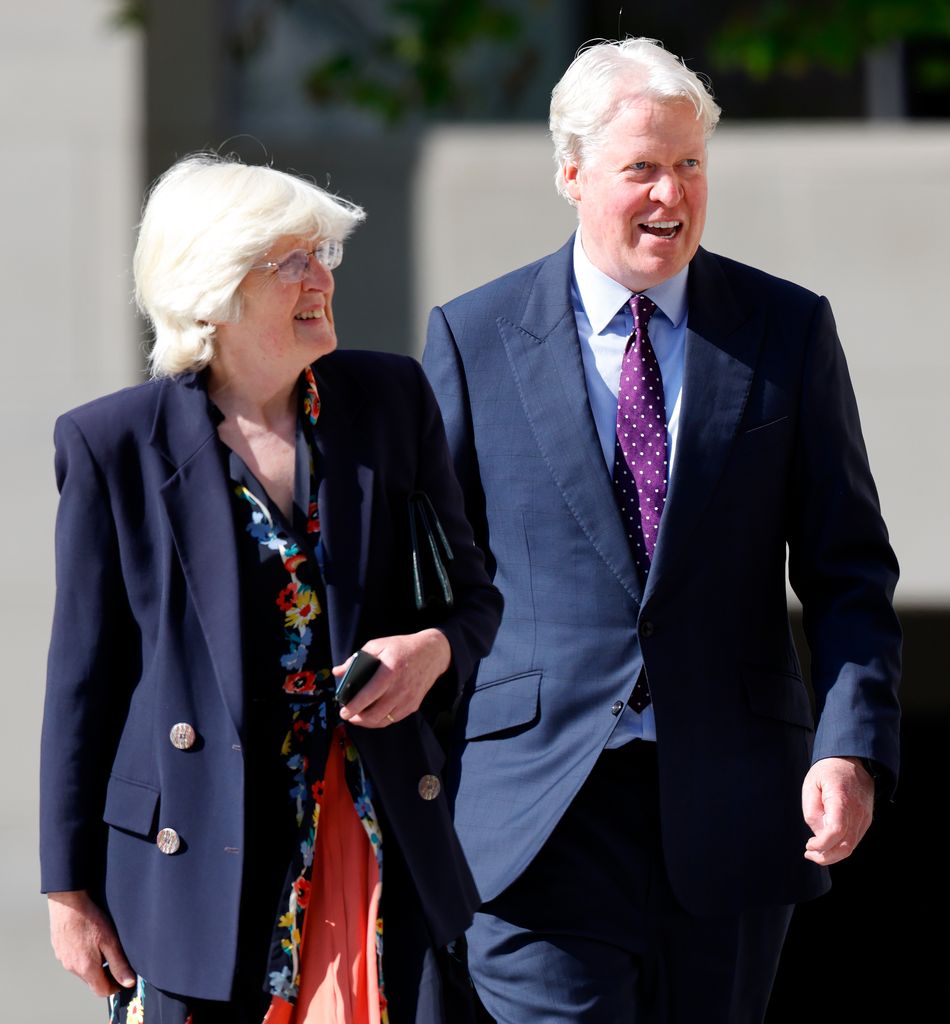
564, 94, 708, 292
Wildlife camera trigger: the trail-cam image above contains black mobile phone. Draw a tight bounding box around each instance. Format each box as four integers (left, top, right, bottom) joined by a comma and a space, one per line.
334, 650, 381, 705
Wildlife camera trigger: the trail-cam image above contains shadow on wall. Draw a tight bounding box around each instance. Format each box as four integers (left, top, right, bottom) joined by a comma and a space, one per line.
766, 608, 946, 1023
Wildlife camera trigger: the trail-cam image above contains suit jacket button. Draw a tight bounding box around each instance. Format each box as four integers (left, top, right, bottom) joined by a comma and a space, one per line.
418, 775, 441, 800
611, 701, 624, 716
156, 828, 180, 855
639, 620, 655, 638
169, 723, 196, 750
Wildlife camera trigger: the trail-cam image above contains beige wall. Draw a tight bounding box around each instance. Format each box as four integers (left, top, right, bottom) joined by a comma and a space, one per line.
0, 2, 142, 1019
414, 122, 950, 606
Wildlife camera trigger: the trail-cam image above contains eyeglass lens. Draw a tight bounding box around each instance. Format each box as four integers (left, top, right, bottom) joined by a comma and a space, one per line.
275, 240, 343, 282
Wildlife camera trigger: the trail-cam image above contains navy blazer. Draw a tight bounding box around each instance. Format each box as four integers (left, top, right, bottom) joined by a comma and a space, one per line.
422, 238, 901, 915
40, 350, 502, 1000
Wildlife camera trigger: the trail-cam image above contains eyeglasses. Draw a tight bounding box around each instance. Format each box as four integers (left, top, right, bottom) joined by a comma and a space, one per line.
251, 239, 343, 282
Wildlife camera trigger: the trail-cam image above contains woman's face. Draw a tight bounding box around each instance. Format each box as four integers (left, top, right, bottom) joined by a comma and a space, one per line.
218, 234, 339, 379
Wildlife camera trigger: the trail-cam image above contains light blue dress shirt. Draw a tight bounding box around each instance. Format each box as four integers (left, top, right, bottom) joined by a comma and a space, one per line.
570, 231, 689, 746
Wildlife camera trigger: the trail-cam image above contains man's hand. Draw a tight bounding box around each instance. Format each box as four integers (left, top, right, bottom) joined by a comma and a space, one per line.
802, 756, 875, 866
48, 890, 135, 996
334, 628, 451, 728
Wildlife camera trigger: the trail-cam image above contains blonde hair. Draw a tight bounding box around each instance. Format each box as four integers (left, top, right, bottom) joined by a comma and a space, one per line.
134, 153, 366, 377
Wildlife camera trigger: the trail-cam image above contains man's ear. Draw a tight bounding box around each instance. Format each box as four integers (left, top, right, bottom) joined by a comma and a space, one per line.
562, 160, 582, 203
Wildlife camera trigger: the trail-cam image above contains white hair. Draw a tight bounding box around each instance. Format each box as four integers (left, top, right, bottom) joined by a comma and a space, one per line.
550, 37, 722, 203
134, 153, 366, 378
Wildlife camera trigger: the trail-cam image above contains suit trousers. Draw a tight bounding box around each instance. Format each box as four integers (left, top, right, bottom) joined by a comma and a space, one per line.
466, 740, 793, 1024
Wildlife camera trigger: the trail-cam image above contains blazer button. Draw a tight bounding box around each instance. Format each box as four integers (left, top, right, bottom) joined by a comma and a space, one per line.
418, 775, 441, 801
156, 828, 181, 855
611, 701, 624, 716
169, 723, 197, 750
639, 620, 655, 638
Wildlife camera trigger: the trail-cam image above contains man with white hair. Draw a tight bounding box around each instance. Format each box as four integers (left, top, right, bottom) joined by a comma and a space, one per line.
422, 36, 901, 1023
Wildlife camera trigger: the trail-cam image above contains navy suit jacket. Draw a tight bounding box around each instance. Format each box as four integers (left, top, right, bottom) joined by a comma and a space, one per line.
422, 238, 901, 916
40, 350, 502, 1000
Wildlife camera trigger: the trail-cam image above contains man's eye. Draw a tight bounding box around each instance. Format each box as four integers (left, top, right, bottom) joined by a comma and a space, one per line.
682, 158, 701, 168
630, 162, 649, 171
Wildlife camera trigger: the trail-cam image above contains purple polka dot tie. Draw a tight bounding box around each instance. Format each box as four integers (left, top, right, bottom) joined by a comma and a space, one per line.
612, 294, 667, 712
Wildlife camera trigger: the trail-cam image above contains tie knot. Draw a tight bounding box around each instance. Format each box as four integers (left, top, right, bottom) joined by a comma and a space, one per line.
630, 293, 657, 331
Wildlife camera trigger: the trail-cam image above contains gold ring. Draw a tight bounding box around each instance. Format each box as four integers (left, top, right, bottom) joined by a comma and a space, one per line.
386, 712, 395, 723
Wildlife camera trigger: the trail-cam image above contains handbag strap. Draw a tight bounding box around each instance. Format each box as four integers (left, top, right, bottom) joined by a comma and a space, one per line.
409, 491, 455, 611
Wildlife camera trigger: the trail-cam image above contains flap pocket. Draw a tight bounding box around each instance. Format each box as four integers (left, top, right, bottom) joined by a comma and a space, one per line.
742, 666, 813, 730
103, 774, 160, 837
464, 670, 541, 740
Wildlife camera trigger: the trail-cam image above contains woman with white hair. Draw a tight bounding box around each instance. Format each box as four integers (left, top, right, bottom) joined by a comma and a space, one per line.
39, 152, 502, 1024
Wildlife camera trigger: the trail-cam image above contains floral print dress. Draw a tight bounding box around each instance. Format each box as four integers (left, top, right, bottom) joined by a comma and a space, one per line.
109, 369, 388, 1024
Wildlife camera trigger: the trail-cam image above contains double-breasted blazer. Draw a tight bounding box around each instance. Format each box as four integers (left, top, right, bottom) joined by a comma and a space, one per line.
39, 349, 502, 1000
422, 238, 901, 916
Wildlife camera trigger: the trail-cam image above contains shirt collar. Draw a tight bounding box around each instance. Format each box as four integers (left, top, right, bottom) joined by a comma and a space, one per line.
572, 229, 689, 333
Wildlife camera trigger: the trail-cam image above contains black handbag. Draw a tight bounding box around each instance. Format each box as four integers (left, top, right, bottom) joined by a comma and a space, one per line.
408, 490, 454, 612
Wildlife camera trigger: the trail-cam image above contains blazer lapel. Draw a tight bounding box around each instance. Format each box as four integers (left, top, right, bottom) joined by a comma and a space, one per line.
311, 356, 374, 665
150, 376, 246, 736
498, 239, 644, 604
648, 247, 762, 591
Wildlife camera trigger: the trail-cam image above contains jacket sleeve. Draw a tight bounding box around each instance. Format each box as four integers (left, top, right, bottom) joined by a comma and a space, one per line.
408, 356, 502, 708
40, 414, 140, 893
787, 296, 902, 795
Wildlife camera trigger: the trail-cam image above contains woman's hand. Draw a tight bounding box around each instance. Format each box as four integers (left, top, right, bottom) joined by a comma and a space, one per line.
334, 628, 451, 728
48, 889, 136, 996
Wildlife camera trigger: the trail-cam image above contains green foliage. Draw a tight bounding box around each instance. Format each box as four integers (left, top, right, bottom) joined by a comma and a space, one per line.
917, 56, 950, 91
111, 0, 535, 123
711, 0, 950, 79
113, 0, 948, 119
111, 0, 146, 29
302, 0, 524, 123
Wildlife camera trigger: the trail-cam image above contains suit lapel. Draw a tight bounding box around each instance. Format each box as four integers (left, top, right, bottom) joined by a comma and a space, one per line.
311, 356, 373, 665
499, 239, 644, 603
648, 248, 762, 591
150, 376, 246, 736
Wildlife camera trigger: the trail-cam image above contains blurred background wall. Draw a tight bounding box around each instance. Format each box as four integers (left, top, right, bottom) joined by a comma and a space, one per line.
0, 0, 143, 1018
3, 2, 947, 1021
